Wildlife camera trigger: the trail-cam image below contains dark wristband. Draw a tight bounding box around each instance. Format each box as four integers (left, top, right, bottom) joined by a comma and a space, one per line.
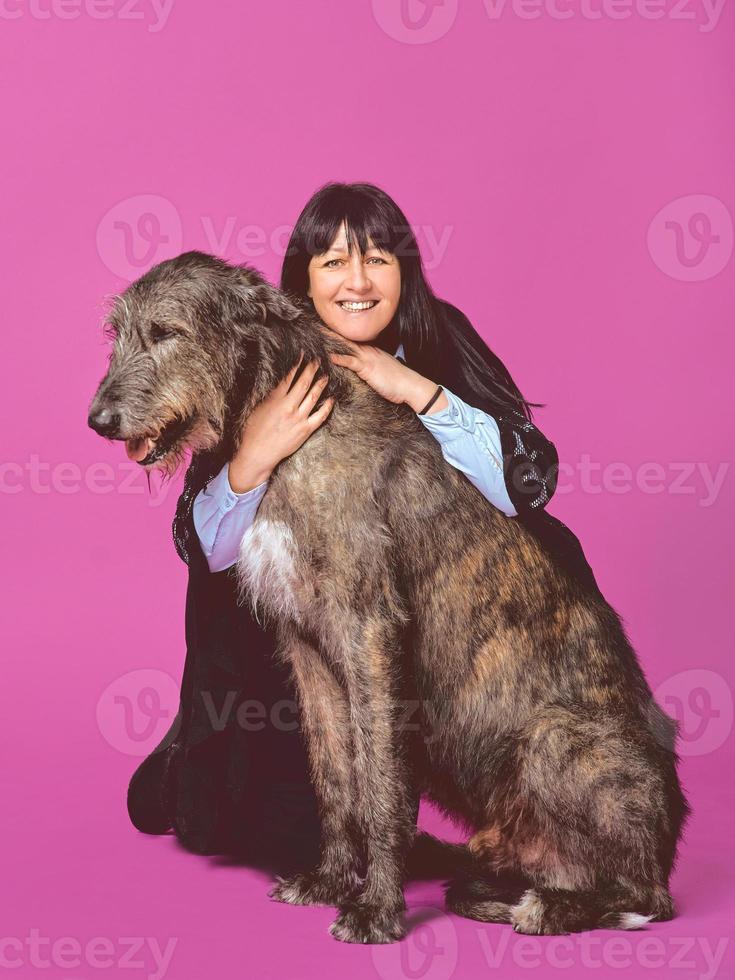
418, 385, 443, 416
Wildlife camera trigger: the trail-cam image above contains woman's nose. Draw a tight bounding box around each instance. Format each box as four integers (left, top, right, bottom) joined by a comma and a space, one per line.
343, 257, 371, 292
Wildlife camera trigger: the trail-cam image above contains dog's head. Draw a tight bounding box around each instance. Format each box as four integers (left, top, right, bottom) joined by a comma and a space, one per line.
87, 251, 324, 475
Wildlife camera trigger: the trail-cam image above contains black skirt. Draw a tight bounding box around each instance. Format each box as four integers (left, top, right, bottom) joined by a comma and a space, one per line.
127, 450, 321, 871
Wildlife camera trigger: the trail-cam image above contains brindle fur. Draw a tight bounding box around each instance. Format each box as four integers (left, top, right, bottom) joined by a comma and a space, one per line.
89, 252, 689, 943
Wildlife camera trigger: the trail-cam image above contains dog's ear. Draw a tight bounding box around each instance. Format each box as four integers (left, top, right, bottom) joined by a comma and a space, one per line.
235, 280, 303, 327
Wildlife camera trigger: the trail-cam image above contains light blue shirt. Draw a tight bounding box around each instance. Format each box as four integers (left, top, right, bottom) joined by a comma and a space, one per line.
193, 343, 517, 572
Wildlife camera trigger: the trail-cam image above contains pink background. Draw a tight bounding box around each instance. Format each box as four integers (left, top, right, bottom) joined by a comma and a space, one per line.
2, 2, 733, 978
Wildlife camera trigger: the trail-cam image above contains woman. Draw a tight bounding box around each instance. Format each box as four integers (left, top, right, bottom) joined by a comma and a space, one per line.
127, 182, 600, 870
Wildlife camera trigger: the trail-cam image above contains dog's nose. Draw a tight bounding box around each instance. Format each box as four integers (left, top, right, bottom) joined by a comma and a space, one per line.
88, 407, 122, 437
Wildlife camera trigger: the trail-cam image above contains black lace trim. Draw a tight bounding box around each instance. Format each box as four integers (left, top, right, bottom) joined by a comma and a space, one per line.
172, 451, 228, 567
495, 410, 559, 514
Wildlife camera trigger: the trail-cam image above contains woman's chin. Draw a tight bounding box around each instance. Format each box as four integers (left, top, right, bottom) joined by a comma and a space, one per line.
328, 311, 388, 343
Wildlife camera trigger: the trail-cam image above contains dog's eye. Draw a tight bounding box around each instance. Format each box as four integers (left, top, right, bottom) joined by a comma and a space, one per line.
150, 322, 177, 343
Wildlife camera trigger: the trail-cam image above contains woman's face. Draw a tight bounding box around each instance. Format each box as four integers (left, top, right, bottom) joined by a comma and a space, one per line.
307, 222, 401, 343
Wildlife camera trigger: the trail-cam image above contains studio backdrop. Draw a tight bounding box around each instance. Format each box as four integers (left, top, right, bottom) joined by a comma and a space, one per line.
2, 2, 733, 979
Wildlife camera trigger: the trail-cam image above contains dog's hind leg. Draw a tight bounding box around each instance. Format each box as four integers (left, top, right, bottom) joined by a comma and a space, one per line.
504, 706, 685, 934
509, 881, 675, 935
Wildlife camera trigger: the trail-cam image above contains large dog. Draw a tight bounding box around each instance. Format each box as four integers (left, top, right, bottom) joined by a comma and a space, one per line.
88, 251, 688, 943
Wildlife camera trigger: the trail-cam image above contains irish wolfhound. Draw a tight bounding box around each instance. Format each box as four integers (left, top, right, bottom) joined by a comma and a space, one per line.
88, 251, 688, 943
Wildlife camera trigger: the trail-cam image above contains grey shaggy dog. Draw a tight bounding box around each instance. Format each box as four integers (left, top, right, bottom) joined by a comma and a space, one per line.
88, 251, 688, 944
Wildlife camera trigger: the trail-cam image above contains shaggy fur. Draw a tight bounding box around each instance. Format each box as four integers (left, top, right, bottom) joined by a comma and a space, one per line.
89, 251, 689, 943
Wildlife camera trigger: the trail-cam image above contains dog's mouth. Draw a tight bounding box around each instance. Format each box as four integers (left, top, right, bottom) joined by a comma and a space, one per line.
125, 414, 196, 466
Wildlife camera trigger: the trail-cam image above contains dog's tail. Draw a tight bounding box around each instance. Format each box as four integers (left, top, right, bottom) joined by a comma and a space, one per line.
407, 831, 481, 880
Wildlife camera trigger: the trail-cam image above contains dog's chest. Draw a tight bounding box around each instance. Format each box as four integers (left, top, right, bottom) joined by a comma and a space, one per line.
237, 516, 303, 620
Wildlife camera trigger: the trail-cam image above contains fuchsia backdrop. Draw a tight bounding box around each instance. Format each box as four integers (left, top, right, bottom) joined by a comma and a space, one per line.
2, 1, 733, 977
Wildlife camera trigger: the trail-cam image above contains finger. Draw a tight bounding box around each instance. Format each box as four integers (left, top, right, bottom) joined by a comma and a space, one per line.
287, 358, 321, 404
329, 352, 359, 367
298, 373, 329, 414
282, 351, 305, 391
306, 396, 334, 427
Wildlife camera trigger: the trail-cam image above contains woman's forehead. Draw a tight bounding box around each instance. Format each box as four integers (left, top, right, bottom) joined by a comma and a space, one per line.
325, 225, 384, 254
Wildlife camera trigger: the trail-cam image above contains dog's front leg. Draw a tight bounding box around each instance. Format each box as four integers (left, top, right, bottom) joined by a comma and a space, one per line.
269, 629, 364, 908
328, 615, 416, 944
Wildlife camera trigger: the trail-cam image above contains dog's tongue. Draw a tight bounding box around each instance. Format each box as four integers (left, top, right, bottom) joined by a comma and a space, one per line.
125, 437, 154, 462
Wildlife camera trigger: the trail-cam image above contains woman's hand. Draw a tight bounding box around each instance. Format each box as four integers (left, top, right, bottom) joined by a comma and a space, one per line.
228, 355, 334, 493
323, 326, 448, 413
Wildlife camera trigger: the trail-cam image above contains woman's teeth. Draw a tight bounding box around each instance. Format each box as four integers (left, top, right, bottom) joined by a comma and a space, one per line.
338, 301, 378, 311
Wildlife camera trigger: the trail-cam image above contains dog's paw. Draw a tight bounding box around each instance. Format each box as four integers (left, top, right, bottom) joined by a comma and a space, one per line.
269, 870, 353, 908
510, 890, 552, 935
329, 904, 406, 944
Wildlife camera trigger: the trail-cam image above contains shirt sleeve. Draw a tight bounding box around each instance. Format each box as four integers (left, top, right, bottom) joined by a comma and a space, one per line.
417, 387, 518, 518
192, 462, 269, 573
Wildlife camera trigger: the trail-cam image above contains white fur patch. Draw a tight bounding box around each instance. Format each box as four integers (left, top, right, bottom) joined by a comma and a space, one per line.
237, 518, 301, 621
510, 889, 545, 933
619, 912, 653, 930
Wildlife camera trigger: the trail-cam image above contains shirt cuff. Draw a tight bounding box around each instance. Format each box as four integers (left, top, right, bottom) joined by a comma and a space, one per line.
202, 461, 269, 513
417, 387, 482, 444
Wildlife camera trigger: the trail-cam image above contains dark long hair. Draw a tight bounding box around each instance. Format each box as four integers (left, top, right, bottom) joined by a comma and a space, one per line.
280, 182, 542, 421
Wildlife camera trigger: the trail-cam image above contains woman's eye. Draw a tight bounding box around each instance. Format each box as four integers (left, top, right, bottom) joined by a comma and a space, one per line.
324, 259, 343, 268
367, 257, 387, 265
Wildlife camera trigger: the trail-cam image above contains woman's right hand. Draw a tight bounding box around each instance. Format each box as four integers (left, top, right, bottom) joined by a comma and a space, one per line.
227, 355, 334, 493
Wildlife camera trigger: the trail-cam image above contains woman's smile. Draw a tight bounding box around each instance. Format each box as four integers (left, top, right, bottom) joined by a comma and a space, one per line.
336, 299, 381, 313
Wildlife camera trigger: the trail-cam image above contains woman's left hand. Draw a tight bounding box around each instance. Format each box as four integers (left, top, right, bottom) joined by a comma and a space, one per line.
322, 327, 424, 407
